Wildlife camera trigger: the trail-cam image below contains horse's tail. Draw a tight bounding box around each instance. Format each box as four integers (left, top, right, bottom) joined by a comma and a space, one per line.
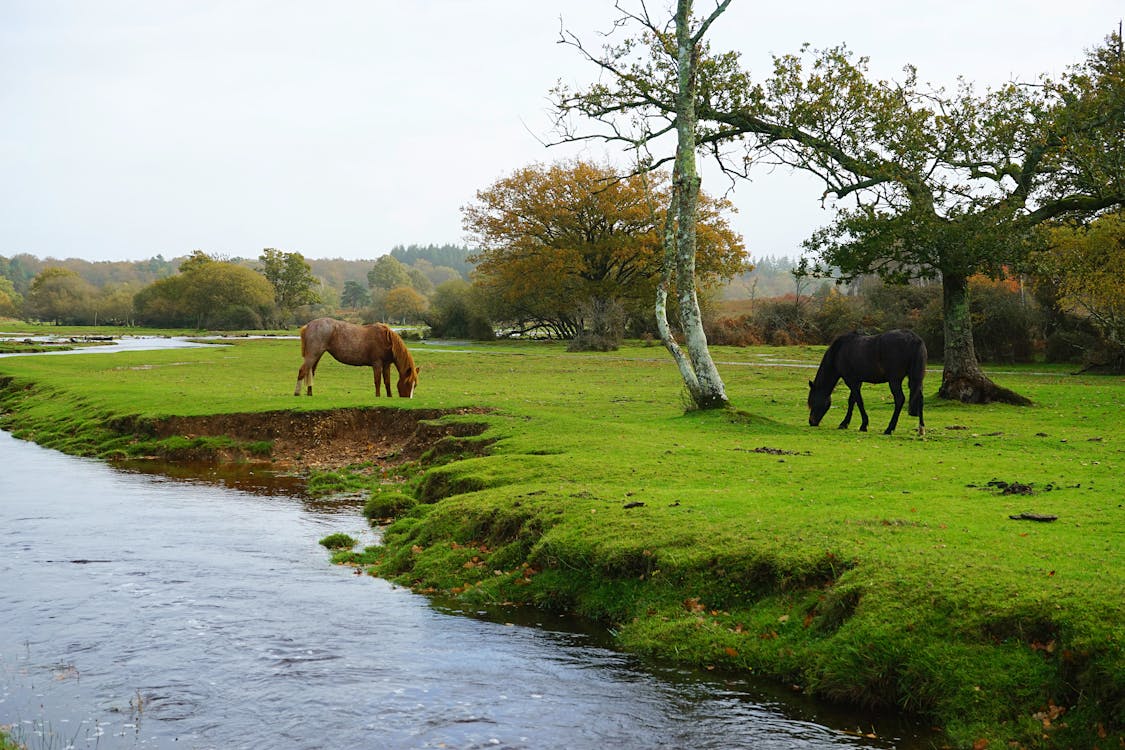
299, 324, 309, 358
907, 336, 928, 417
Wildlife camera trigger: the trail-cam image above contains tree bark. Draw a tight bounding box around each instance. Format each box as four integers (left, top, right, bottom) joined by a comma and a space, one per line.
938, 272, 1031, 405
653, 0, 729, 410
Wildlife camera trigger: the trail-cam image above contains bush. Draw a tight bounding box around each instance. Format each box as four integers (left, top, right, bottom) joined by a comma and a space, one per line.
966, 280, 1039, 363
425, 280, 495, 340
364, 490, 417, 521
704, 314, 763, 346
750, 296, 818, 345
318, 533, 357, 550
209, 304, 263, 331
812, 288, 869, 341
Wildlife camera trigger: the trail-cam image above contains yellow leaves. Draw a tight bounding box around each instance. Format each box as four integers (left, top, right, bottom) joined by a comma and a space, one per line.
462, 159, 745, 324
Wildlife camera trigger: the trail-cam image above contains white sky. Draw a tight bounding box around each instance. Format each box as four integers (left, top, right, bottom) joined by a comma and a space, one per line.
1, 1, 1121, 263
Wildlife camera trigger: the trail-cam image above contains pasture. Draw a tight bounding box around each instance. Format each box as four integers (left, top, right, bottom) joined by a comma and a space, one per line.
0, 335, 1121, 749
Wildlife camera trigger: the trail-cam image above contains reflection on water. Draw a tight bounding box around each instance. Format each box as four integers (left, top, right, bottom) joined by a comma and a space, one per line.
112, 458, 311, 499
0, 430, 928, 749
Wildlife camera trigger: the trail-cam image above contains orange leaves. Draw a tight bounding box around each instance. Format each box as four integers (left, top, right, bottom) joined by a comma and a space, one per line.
462, 159, 746, 328
1031, 700, 1066, 729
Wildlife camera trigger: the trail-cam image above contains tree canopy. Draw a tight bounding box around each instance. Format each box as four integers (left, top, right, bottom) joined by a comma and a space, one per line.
1034, 212, 1125, 369
553, 9, 1125, 403
258, 248, 320, 319
463, 159, 744, 340
24, 268, 96, 325
134, 253, 274, 329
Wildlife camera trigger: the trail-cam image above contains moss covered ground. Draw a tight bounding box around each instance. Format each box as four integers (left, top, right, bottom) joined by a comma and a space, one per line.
0, 335, 1121, 749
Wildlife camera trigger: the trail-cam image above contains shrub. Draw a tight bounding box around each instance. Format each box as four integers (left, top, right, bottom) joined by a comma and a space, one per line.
318, 533, 357, 550
812, 288, 868, 341
968, 279, 1040, 363
209, 304, 263, 331
364, 490, 417, 521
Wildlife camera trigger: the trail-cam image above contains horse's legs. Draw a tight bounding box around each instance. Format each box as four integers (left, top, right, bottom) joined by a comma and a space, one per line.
381, 362, 392, 397
294, 364, 306, 397
908, 376, 926, 436
295, 352, 324, 396
841, 383, 868, 431
838, 394, 855, 429
371, 361, 392, 397
884, 379, 906, 435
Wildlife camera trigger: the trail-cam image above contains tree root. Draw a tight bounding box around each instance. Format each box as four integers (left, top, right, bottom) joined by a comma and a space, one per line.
938, 375, 1032, 406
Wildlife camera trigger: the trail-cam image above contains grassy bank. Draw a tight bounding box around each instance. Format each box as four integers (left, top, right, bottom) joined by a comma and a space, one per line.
0, 336, 1121, 749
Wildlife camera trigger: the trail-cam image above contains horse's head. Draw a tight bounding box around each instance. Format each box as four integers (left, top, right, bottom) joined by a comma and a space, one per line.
807, 379, 830, 426
396, 365, 419, 398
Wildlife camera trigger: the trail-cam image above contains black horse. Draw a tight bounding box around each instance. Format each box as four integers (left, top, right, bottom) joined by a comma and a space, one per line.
807, 329, 927, 435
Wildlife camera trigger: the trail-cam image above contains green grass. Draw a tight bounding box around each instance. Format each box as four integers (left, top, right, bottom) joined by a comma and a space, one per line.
0, 728, 20, 750
0, 335, 1122, 749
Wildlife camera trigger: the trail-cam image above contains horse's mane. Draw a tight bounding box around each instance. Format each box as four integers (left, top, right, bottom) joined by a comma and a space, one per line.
812, 331, 855, 386
388, 328, 416, 376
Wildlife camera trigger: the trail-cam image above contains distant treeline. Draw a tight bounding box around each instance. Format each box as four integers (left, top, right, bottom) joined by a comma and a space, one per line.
2, 248, 800, 301
722, 255, 807, 300
0, 244, 476, 297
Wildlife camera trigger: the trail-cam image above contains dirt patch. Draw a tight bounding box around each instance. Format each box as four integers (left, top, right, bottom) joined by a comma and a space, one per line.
145, 407, 491, 470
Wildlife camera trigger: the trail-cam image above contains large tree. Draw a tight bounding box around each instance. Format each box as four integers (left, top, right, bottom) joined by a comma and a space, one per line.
134, 255, 274, 329
258, 248, 320, 321
463, 158, 743, 344
341, 280, 371, 309
555, 15, 1125, 404
0, 276, 23, 318
729, 37, 1125, 403
1033, 212, 1125, 370
553, 1, 736, 406
24, 268, 96, 325
367, 255, 413, 292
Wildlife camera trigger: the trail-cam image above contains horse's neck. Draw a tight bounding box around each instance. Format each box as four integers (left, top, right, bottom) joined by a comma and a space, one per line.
813, 361, 840, 390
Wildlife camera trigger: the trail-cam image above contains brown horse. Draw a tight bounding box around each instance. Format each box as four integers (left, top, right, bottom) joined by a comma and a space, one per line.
295, 318, 419, 398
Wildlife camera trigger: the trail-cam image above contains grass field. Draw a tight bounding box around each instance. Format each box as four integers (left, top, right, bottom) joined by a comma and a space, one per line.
0, 334, 1121, 749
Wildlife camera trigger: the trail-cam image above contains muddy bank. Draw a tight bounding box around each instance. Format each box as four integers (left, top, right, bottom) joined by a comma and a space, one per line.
124, 407, 492, 470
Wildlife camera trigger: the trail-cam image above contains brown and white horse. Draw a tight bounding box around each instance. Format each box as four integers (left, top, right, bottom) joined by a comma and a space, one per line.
295, 318, 419, 398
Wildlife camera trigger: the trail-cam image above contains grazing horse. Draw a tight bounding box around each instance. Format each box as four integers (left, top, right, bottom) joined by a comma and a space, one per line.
807, 329, 926, 435
295, 318, 419, 398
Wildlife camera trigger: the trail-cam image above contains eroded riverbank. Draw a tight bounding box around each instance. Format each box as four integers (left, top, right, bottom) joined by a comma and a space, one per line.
0, 428, 927, 749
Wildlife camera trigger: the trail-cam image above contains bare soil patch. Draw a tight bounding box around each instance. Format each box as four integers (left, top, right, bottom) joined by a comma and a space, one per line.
147, 407, 491, 470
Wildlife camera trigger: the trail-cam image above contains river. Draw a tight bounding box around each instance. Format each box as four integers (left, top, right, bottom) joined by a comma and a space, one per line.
0, 340, 926, 749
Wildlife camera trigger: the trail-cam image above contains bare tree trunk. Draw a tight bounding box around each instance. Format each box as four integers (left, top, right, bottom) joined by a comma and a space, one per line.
654, 0, 729, 410
938, 272, 1031, 405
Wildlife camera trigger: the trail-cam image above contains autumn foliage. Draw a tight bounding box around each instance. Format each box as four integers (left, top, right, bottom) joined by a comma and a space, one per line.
462, 160, 745, 339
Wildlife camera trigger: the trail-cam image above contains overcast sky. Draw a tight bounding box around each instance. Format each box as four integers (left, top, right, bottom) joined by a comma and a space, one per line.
1, 1, 1121, 263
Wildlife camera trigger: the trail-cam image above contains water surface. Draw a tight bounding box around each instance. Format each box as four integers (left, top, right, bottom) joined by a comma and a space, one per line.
1, 429, 924, 749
